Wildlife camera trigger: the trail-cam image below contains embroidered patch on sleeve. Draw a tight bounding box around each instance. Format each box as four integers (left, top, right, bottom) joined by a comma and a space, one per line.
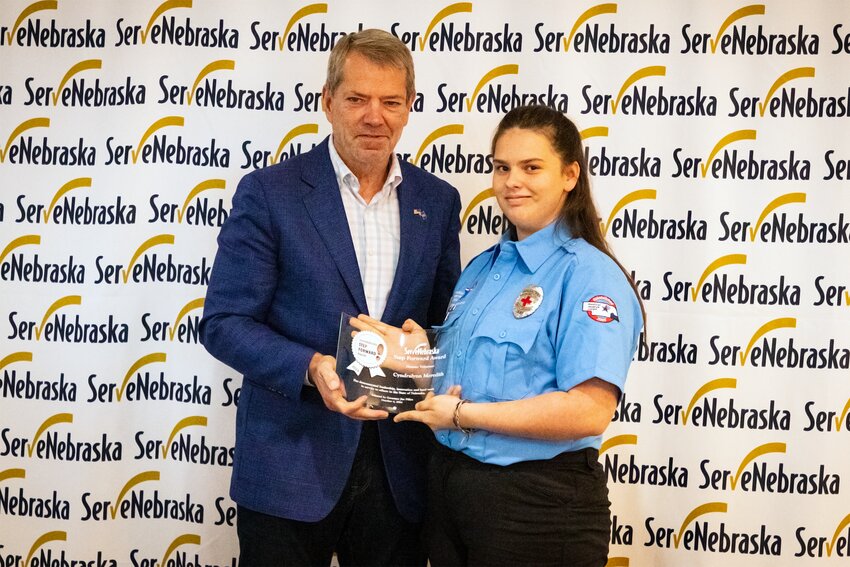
582, 295, 619, 323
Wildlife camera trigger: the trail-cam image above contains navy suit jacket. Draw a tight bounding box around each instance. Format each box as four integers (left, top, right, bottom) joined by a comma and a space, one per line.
200, 138, 461, 522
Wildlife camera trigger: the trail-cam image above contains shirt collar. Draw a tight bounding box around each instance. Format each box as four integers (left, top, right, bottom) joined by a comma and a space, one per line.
499, 221, 573, 273
327, 136, 403, 202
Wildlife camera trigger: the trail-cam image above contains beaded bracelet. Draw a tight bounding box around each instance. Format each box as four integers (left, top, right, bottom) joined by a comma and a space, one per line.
452, 398, 475, 436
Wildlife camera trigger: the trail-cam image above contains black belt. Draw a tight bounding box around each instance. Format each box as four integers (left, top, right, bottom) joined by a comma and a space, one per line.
433, 439, 599, 470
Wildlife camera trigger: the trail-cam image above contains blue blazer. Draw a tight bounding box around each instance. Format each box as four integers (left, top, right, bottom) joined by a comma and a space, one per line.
200, 138, 461, 522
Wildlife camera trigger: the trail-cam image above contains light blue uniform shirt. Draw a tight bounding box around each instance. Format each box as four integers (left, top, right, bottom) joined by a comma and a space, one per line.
434, 222, 642, 465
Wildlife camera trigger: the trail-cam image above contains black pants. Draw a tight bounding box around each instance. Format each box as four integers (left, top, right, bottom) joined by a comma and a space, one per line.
236, 422, 426, 567
427, 443, 611, 566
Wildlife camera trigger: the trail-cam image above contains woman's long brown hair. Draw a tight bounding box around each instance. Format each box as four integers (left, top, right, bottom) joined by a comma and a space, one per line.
492, 105, 647, 330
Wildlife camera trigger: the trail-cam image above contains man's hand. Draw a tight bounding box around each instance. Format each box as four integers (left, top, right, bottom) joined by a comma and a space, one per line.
308, 353, 389, 420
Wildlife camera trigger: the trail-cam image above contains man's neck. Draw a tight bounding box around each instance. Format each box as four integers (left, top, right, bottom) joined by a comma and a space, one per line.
328, 137, 395, 204
349, 158, 392, 204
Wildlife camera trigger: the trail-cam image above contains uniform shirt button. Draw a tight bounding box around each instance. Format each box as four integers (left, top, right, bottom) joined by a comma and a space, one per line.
499, 331, 507, 338
472, 308, 479, 315
493, 274, 501, 280
456, 350, 464, 358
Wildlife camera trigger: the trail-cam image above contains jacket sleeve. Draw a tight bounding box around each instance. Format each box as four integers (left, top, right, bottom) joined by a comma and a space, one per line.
199, 172, 315, 399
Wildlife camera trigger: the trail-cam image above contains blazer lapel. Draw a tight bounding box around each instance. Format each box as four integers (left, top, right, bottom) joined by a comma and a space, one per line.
383, 176, 429, 323
302, 140, 369, 315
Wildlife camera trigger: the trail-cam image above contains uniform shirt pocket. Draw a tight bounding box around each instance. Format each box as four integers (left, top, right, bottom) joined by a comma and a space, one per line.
468, 315, 544, 401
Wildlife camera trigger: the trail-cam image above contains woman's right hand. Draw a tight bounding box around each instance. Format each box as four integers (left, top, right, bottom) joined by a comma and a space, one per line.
394, 385, 463, 431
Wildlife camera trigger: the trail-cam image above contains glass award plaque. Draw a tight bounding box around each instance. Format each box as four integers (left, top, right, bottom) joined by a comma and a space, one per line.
335, 313, 448, 413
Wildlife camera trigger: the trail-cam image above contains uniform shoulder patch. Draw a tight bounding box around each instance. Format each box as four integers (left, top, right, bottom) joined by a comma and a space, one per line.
581, 295, 619, 323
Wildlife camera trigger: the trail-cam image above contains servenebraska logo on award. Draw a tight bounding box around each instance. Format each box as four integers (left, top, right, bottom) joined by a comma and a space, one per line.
336, 313, 448, 413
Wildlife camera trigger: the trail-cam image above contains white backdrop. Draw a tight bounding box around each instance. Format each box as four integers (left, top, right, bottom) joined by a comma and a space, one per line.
1, 1, 849, 565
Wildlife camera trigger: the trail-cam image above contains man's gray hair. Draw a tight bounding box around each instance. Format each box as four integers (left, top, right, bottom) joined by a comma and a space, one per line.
325, 28, 415, 100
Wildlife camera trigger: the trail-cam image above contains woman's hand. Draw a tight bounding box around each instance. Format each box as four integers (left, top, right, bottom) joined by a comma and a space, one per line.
394, 385, 463, 431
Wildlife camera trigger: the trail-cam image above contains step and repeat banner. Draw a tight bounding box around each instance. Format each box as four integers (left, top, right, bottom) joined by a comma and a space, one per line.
1, 1, 849, 565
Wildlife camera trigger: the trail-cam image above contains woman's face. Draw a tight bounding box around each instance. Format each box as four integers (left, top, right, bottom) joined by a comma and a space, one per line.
492, 127, 579, 240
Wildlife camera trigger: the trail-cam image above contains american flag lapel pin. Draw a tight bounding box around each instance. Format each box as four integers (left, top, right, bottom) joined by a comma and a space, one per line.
413, 208, 427, 220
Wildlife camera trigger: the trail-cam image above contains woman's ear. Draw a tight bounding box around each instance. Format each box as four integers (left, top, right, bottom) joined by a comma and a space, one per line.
563, 161, 580, 193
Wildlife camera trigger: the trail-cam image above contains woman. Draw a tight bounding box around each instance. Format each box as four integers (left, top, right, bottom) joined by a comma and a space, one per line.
357, 104, 643, 565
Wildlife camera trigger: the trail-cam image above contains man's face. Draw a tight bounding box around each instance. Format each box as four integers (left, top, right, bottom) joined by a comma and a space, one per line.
322, 52, 412, 176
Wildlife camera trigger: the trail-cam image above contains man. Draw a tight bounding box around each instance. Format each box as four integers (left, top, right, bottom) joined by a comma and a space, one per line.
200, 29, 461, 566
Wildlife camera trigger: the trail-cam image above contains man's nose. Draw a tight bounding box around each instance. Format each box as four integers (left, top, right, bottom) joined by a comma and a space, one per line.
363, 99, 383, 124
